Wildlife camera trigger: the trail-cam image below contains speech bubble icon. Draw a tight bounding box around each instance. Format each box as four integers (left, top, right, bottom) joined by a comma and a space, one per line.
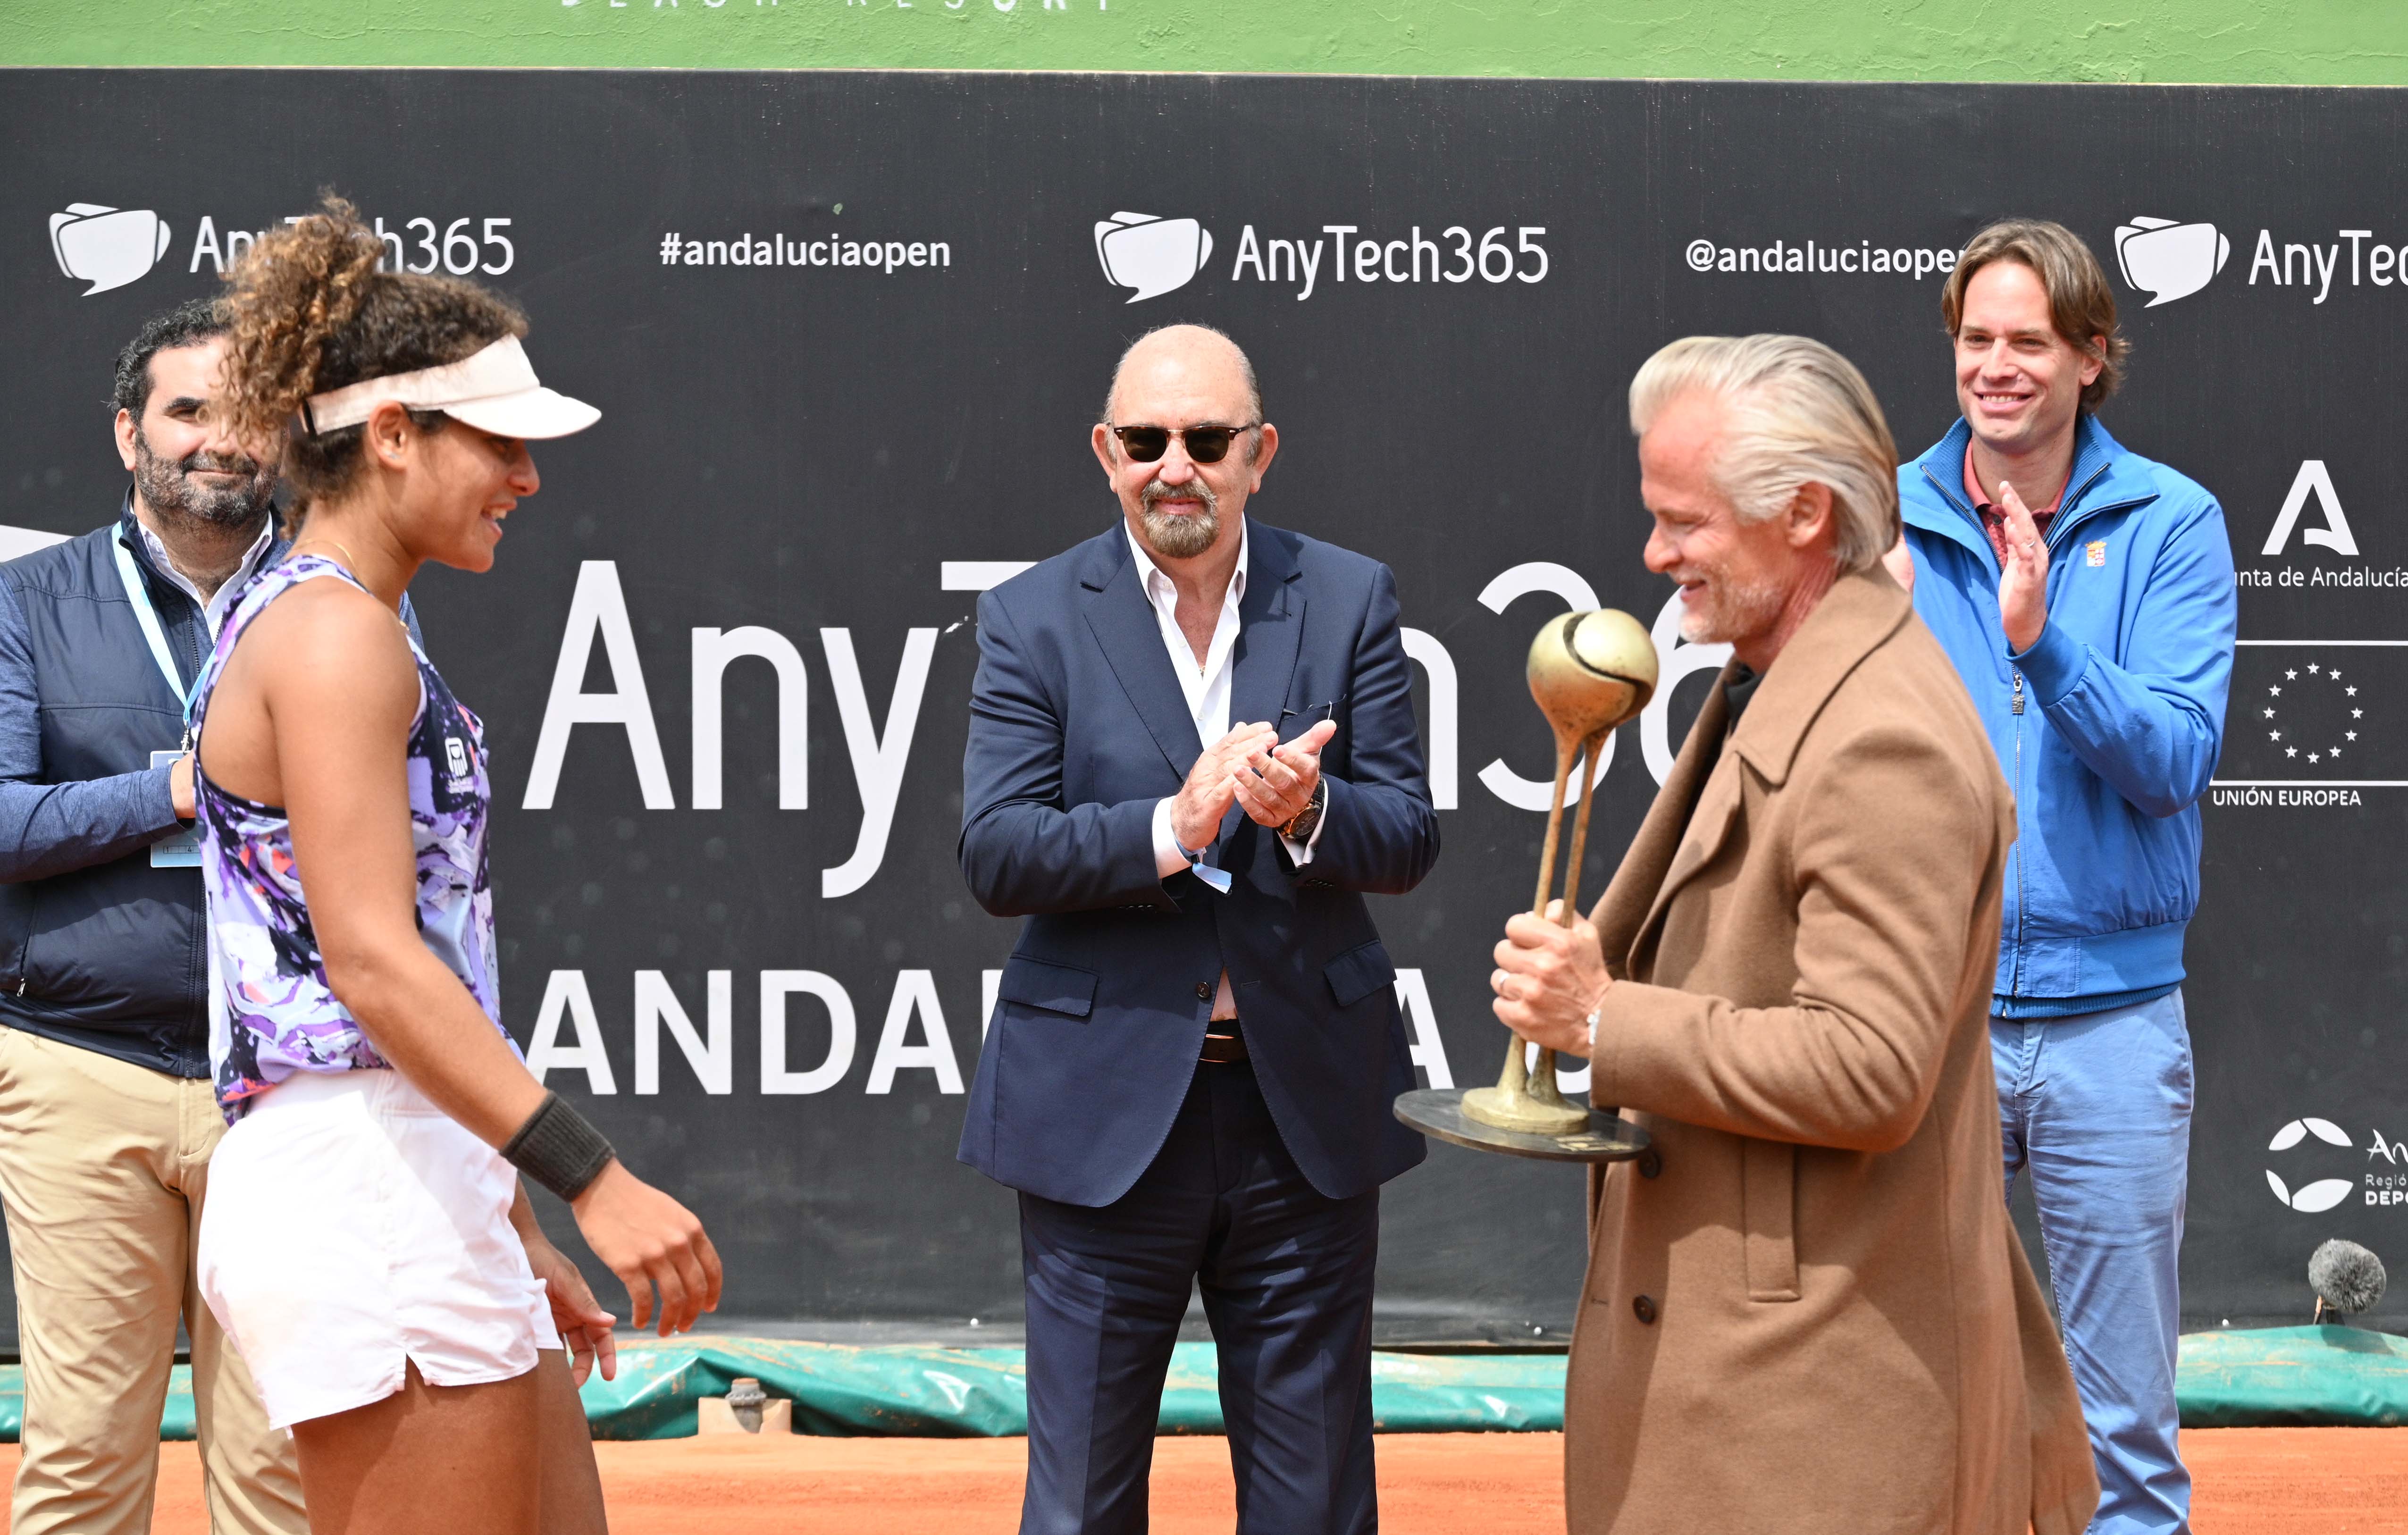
50, 204, 173, 297
1094, 213, 1214, 304
2114, 217, 2229, 308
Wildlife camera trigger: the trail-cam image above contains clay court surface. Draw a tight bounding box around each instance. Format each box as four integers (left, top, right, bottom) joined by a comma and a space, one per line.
17, 1427, 2407, 1532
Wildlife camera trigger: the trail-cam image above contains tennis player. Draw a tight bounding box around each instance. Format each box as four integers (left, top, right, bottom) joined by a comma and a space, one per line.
187, 198, 721, 1535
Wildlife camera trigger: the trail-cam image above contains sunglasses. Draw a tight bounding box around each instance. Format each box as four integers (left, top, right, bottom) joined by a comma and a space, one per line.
1109, 423, 1260, 465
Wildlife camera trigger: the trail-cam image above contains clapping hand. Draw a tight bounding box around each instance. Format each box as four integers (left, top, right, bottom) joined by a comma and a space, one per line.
1880, 534, 1916, 596
1171, 722, 1280, 851
1234, 719, 1335, 831
1993, 478, 2049, 653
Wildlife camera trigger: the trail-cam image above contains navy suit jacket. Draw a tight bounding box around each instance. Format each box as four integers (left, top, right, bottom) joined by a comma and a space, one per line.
956, 520, 1437, 1207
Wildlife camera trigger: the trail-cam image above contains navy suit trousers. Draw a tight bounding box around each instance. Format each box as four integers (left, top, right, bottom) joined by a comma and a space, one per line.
1017, 1058, 1380, 1535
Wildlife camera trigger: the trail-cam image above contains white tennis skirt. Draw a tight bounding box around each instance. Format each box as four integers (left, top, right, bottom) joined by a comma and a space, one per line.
197, 1069, 561, 1430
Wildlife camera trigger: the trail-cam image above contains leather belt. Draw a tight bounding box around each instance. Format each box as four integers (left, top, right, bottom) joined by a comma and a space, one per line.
1200, 1021, 1249, 1064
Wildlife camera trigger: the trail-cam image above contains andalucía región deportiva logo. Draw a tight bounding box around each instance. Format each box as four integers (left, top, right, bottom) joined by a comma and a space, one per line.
2264, 1117, 2408, 1213
2266, 1116, 2354, 1213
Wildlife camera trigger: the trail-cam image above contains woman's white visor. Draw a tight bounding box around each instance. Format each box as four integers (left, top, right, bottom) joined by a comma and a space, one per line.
300, 336, 600, 440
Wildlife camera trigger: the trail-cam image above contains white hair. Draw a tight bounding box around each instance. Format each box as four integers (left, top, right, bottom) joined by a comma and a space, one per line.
1628, 334, 1901, 575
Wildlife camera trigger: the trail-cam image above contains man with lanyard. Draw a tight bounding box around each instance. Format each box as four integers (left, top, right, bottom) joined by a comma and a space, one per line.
0, 299, 330, 1535
1891, 220, 2236, 1535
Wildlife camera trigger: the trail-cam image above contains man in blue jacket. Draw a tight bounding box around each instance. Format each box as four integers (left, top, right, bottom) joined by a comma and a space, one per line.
958, 324, 1436, 1535
1894, 220, 2236, 1535
0, 301, 306, 1535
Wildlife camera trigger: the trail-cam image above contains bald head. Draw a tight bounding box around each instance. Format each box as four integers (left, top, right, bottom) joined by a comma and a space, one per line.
1090, 324, 1280, 568
1101, 324, 1262, 427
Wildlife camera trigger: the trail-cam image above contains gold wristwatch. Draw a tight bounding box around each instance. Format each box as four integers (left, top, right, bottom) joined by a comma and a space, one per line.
1281, 779, 1328, 845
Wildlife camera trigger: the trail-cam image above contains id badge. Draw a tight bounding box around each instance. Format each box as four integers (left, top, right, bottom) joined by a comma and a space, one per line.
151, 749, 201, 867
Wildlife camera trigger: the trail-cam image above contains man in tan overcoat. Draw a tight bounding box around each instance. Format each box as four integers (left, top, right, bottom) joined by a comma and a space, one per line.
1492, 334, 2098, 1535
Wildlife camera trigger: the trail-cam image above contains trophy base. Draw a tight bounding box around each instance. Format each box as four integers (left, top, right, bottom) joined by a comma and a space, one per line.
1460, 1085, 1591, 1135
1395, 1090, 1650, 1164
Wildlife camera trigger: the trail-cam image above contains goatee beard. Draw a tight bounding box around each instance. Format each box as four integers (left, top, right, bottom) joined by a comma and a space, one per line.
1137, 482, 1220, 560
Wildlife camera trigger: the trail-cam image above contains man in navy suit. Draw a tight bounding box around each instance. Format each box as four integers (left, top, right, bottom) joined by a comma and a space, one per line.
959, 324, 1438, 1534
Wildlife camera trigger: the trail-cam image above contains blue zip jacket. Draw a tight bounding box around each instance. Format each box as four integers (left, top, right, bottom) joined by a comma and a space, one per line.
1900, 415, 2236, 1015
0, 499, 419, 1077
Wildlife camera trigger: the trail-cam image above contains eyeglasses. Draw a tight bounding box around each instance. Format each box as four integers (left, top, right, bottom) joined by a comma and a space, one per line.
1108, 423, 1260, 465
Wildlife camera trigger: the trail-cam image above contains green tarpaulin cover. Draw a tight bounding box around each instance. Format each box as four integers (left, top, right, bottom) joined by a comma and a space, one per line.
570, 1339, 1570, 1439
2174, 1324, 2408, 1428
6, 1326, 2403, 1441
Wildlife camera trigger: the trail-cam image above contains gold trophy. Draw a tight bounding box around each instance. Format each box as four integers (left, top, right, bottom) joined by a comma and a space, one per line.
1394, 610, 1660, 1162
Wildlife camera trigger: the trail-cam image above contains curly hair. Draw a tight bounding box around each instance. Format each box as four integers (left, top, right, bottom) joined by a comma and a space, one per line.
217, 193, 527, 525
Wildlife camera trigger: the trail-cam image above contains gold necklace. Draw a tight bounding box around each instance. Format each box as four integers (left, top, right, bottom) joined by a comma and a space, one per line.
289, 537, 362, 572
288, 538, 408, 633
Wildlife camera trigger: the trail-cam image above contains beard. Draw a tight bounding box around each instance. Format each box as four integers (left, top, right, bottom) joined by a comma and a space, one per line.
1135, 476, 1221, 561
1675, 563, 1788, 646
131, 426, 275, 531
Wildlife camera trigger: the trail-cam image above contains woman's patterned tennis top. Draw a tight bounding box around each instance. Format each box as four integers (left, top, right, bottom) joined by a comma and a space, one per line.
190, 555, 512, 1120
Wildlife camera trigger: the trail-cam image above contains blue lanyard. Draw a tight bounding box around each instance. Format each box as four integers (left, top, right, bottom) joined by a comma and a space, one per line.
111, 534, 201, 750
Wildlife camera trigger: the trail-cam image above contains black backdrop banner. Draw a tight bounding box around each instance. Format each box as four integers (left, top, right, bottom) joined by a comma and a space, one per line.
4, 70, 2404, 1350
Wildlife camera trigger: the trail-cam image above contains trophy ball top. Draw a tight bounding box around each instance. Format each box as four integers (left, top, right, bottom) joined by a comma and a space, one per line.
1527, 609, 1659, 738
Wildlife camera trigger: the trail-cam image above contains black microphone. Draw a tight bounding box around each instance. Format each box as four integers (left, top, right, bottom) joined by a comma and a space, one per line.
2309, 1239, 2387, 1324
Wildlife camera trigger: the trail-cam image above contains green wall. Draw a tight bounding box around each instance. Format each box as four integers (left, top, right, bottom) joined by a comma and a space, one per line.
6, 0, 2405, 81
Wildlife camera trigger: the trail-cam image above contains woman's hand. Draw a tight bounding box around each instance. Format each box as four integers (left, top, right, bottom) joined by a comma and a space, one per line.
1492, 904, 1612, 1057
571, 1160, 724, 1337
521, 1229, 619, 1385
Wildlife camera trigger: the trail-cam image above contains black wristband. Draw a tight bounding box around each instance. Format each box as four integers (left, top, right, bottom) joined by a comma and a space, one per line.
502, 1091, 617, 1203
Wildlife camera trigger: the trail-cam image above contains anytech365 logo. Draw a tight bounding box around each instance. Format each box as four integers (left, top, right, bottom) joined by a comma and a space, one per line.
1094, 212, 1213, 303
2115, 217, 2229, 308
51, 202, 173, 295
2267, 1116, 2356, 1212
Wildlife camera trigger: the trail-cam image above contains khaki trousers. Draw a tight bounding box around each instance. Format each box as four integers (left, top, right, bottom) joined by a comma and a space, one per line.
0, 1023, 306, 1535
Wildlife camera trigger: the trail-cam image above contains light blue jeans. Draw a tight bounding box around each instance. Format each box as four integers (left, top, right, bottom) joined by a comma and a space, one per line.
1993, 990, 2193, 1535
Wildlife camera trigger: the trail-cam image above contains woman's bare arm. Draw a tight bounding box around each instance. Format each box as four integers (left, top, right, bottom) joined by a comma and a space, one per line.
204, 578, 720, 1331
247, 581, 546, 1139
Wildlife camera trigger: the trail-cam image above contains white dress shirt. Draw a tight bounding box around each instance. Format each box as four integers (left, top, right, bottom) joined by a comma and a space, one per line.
133, 513, 276, 640
1127, 523, 1329, 1024
1129, 520, 1326, 869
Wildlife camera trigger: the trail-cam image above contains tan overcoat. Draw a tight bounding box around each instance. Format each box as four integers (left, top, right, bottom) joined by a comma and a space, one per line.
1567, 569, 2098, 1535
